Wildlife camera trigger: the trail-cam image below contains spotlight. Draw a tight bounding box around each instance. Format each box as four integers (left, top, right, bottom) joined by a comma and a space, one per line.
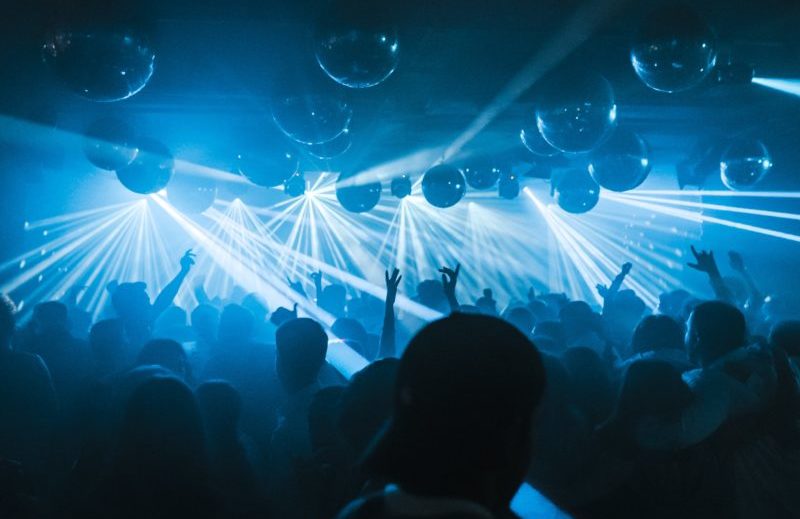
284, 173, 306, 197
391, 174, 412, 199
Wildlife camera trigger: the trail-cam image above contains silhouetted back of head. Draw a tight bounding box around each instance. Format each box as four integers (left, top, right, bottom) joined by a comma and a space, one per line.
613, 360, 693, 426
241, 293, 269, 321
195, 380, 242, 437
111, 282, 150, 320
366, 313, 545, 509
137, 339, 191, 381
332, 318, 368, 347
191, 304, 220, 341
505, 306, 534, 335
90, 318, 127, 363
218, 304, 254, 344
770, 320, 800, 357
339, 358, 400, 457
275, 318, 328, 391
116, 376, 205, 474
0, 295, 15, 348
688, 301, 747, 366
632, 315, 684, 355
32, 301, 69, 334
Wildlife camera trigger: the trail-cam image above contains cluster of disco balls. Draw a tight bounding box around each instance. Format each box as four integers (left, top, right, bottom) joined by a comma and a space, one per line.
512, 3, 771, 214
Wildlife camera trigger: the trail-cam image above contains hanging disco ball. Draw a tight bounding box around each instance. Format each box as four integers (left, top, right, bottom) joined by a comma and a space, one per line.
235, 147, 298, 188
498, 172, 520, 199
336, 174, 382, 213
391, 174, 411, 199
720, 139, 772, 191
304, 128, 352, 160
536, 71, 617, 154
271, 94, 353, 145
588, 129, 652, 192
520, 124, 559, 157
284, 172, 306, 197
116, 138, 173, 194
83, 117, 138, 170
167, 174, 217, 214
553, 170, 600, 214
422, 164, 466, 208
42, 29, 155, 102
314, 0, 399, 89
631, 4, 717, 93
463, 162, 501, 190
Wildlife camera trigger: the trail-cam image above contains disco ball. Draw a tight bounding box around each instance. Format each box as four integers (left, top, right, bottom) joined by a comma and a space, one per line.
304, 128, 352, 160
463, 162, 501, 190
83, 117, 138, 170
588, 129, 651, 192
391, 174, 411, 198
167, 174, 217, 214
498, 173, 520, 199
236, 147, 298, 188
116, 138, 173, 194
271, 94, 353, 145
315, 0, 399, 89
520, 125, 559, 157
284, 173, 306, 197
720, 139, 772, 190
554, 170, 600, 214
631, 4, 717, 93
42, 30, 155, 102
336, 174, 382, 213
536, 72, 617, 154
422, 164, 466, 208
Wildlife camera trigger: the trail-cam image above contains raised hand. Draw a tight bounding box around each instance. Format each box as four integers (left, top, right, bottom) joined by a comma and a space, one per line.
596, 284, 610, 299
438, 263, 461, 311
179, 249, 196, 274
728, 251, 746, 273
621, 262, 633, 276
287, 278, 307, 297
687, 246, 719, 275
385, 268, 402, 306
310, 270, 323, 286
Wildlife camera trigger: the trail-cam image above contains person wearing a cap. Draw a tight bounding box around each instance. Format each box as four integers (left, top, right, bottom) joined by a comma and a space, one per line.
337, 313, 546, 519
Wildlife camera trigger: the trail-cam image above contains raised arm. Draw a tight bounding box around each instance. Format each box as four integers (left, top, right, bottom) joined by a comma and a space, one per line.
596, 262, 632, 314
728, 251, 763, 312
379, 268, 402, 359
152, 249, 195, 319
310, 270, 323, 304
438, 263, 461, 313
687, 246, 734, 304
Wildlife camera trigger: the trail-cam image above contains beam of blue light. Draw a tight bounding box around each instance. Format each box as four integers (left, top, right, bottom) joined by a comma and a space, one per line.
752, 77, 800, 98
618, 193, 800, 221
628, 189, 800, 198
604, 193, 800, 243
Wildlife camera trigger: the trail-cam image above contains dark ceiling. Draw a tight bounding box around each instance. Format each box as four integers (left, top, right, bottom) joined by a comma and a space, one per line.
1, 0, 799, 189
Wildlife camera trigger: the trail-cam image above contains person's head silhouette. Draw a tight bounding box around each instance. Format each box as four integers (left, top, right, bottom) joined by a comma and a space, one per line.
364, 313, 545, 514
687, 301, 747, 366
275, 318, 328, 394
632, 315, 685, 355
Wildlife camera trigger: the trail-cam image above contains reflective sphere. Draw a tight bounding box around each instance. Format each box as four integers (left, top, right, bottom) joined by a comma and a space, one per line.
304, 128, 352, 160
631, 5, 717, 93
336, 174, 382, 213
236, 148, 298, 188
391, 174, 412, 198
463, 162, 501, 190
315, 0, 399, 88
498, 173, 520, 199
83, 117, 138, 170
720, 139, 772, 190
42, 30, 155, 102
167, 175, 217, 214
422, 164, 466, 208
284, 173, 306, 197
116, 139, 173, 194
554, 170, 601, 214
520, 124, 559, 157
588, 129, 651, 192
272, 94, 352, 145
536, 72, 617, 153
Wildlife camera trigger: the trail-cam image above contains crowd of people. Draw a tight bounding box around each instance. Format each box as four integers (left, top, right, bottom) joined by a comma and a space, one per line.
1, 244, 799, 518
